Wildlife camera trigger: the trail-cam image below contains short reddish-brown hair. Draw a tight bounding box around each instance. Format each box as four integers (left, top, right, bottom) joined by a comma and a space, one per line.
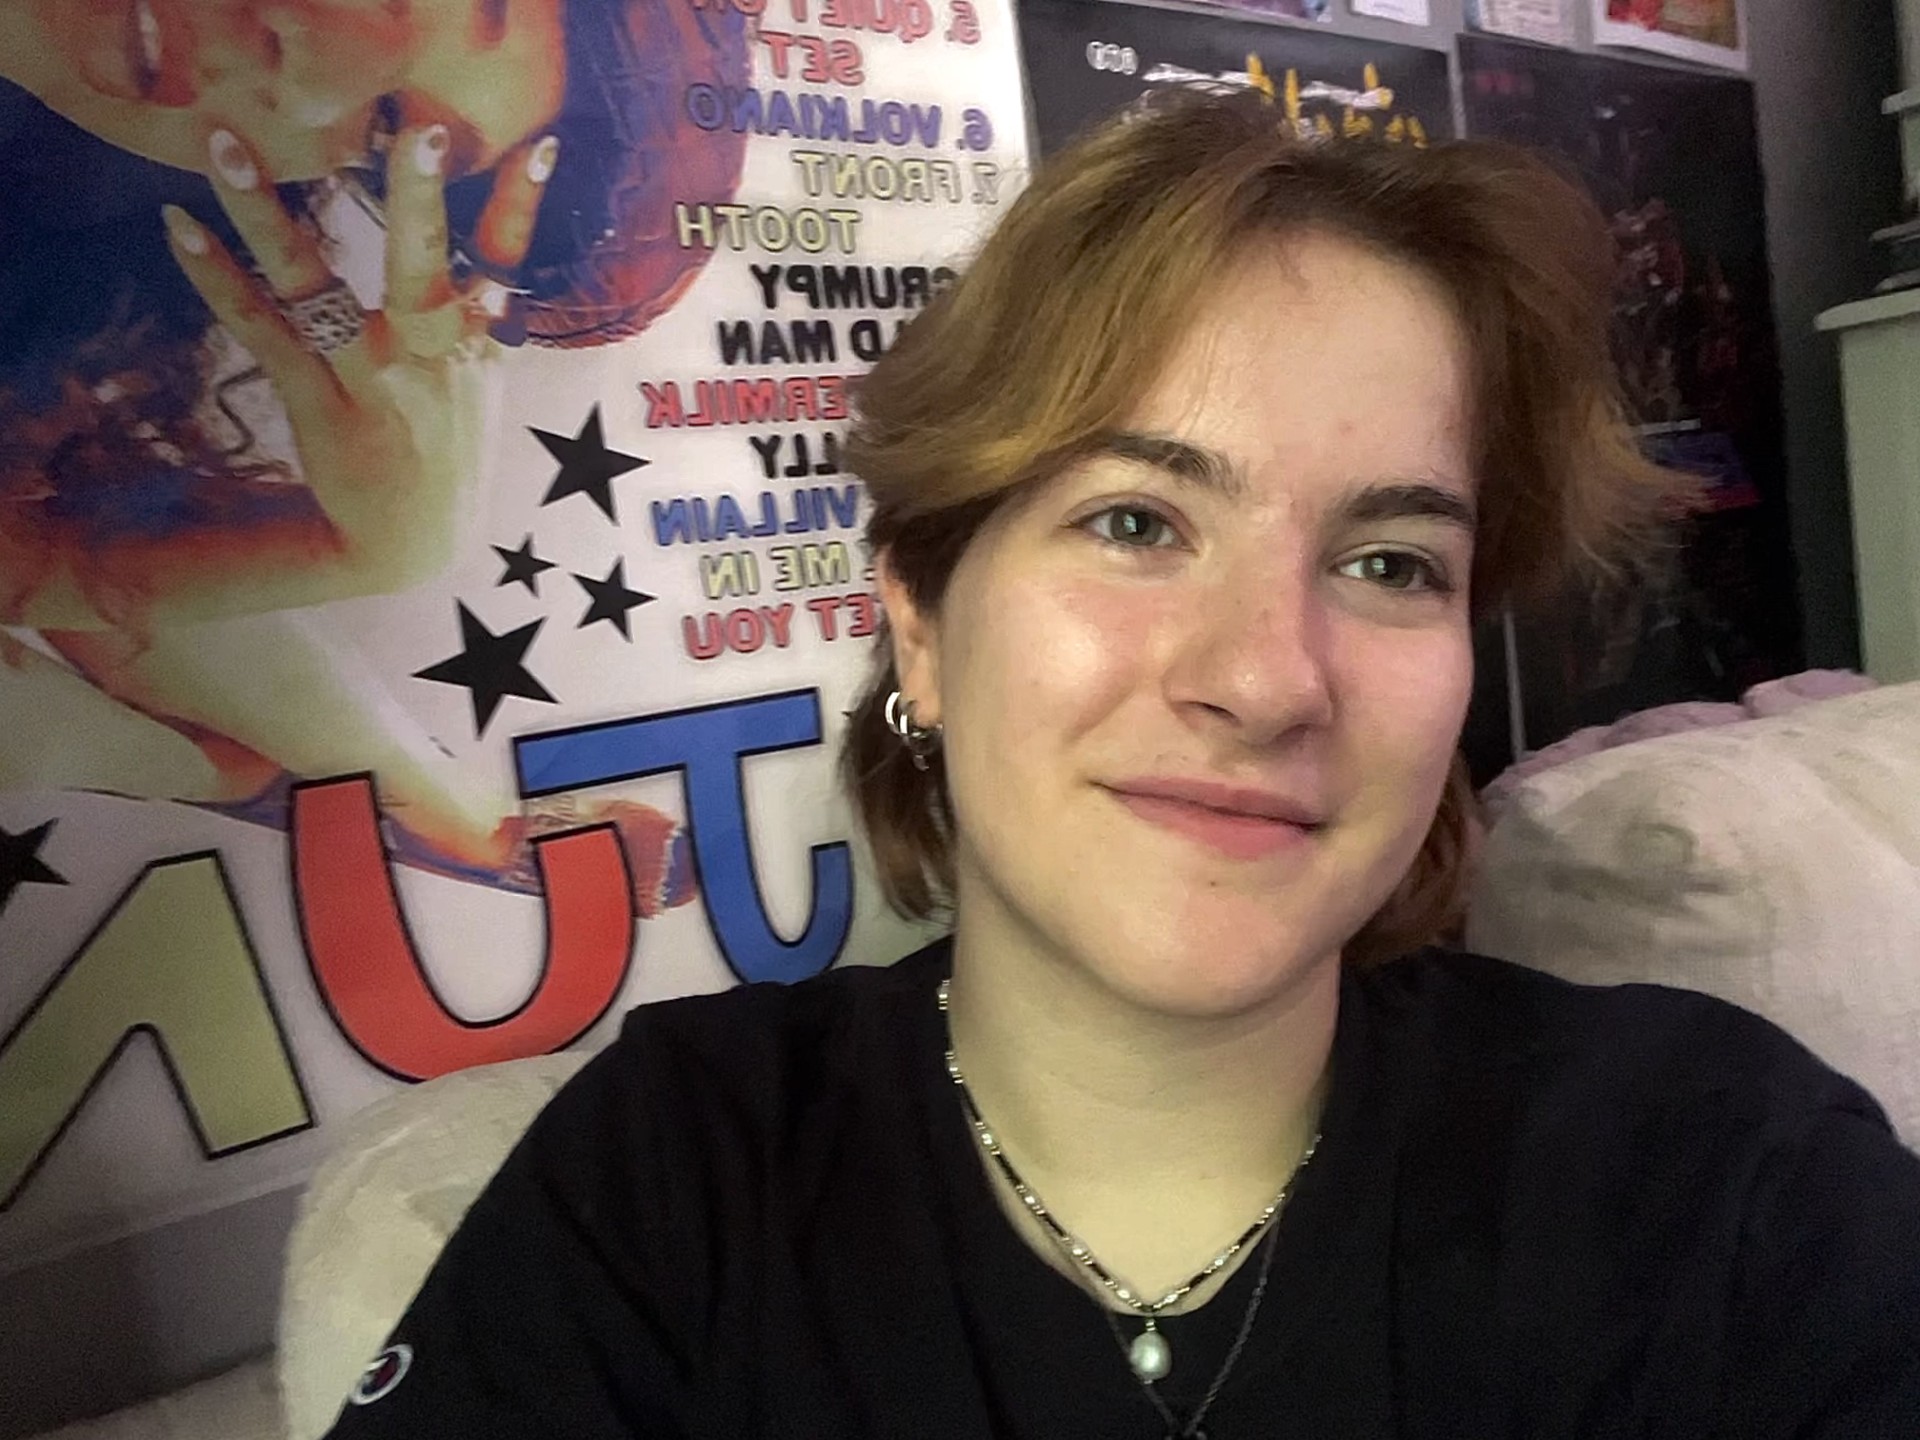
842, 92, 1679, 965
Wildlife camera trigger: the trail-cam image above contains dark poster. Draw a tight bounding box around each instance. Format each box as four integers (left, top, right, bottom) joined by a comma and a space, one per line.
1460, 34, 1799, 760
1017, 0, 1455, 157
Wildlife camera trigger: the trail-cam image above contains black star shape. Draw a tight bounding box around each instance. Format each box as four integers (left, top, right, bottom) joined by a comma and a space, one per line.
574, 559, 655, 640
529, 406, 648, 522
492, 535, 555, 594
0, 819, 67, 920
413, 603, 558, 736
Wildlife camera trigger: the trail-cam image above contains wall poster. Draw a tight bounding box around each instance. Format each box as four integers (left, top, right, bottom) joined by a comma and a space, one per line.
1194, 0, 1333, 22
0, 0, 1027, 1272
1351, 0, 1433, 26
1460, 34, 1795, 755
1595, 0, 1747, 72
1466, 0, 1575, 47
1018, 0, 1453, 158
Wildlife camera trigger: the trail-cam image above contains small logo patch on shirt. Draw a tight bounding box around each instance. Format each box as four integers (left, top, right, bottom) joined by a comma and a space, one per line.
349, 1344, 413, 1406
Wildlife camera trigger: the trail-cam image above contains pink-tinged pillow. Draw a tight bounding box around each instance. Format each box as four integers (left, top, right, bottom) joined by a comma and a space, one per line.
1480, 670, 1879, 821
1467, 682, 1920, 1149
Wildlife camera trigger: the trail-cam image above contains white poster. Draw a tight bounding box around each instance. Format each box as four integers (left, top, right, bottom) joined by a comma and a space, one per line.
0, 0, 1026, 1272
1352, 0, 1432, 25
1468, 0, 1576, 46
1594, 0, 1747, 72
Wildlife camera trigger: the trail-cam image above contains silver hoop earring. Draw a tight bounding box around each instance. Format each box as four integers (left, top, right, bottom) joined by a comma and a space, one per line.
883, 688, 943, 772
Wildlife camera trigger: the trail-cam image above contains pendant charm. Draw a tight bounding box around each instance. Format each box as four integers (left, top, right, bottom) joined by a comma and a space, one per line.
1129, 1325, 1173, 1382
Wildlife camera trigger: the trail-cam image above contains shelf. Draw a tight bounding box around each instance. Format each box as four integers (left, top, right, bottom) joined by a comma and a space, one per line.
1872, 216, 1920, 244
1816, 286, 1920, 332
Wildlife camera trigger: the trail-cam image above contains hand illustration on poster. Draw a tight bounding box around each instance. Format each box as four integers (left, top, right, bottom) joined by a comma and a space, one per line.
0, 0, 1028, 1272
0, 0, 752, 898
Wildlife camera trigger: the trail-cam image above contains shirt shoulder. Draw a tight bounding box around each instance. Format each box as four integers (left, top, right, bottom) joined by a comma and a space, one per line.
388, 942, 947, 1403
1358, 947, 1890, 1130
549, 942, 946, 1217
1353, 951, 1920, 1433
608, 943, 943, 1098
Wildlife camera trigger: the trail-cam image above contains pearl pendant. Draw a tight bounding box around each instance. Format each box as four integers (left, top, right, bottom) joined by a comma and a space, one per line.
1128, 1325, 1173, 1382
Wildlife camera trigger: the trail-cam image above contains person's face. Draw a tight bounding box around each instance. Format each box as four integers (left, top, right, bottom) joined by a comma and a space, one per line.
884, 232, 1477, 1019
21, 0, 562, 180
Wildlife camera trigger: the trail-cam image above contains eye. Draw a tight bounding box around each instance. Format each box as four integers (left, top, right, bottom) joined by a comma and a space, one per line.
1084, 504, 1180, 550
1337, 549, 1452, 594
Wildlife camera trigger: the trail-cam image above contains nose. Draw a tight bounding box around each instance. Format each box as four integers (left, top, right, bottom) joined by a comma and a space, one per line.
1162, 561, 1334, 746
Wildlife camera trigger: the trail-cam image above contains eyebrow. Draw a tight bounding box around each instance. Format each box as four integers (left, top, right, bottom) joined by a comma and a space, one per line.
1088, 430, 1476, 530
1087, 431, 1246, 498
1337, 482, 1478, 532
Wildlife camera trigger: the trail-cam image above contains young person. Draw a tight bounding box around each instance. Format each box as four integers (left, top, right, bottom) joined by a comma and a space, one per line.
320, 94, 1920, 1438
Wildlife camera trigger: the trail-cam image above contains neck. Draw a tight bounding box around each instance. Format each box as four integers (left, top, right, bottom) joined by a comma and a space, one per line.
944, 910, 1338, 1306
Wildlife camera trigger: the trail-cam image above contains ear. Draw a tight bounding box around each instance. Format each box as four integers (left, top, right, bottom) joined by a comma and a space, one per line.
875, 548, 943, 729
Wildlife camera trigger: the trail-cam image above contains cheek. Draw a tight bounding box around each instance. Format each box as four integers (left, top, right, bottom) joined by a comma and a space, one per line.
944, 572, 1159, 759
1334, 625, 1472, 799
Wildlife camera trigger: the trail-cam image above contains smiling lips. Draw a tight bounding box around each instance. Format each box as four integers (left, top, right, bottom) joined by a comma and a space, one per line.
1103, 777, 1325, 861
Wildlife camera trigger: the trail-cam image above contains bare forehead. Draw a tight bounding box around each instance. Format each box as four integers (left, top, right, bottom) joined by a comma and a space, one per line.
1121, 235, 1474, 481
1161, 237, 1466, 384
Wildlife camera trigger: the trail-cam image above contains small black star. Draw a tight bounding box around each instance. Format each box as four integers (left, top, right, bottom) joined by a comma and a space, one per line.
0, 819, 67, 919
492, 535, 555, 594
413, 603, 558, 736
530, 406, 648, 522
574, 559, 655, 640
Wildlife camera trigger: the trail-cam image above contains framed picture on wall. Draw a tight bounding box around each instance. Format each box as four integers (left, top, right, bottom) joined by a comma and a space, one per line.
1466, 0, 1575, 47
1351, 0, 1432, 25
1594, 0, 1747, 71
1188, 0, 1332, 21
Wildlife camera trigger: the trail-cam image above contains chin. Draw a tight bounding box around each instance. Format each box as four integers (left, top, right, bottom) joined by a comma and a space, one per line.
1068, 899, 1343, 1021
1073, 836, 1428, 1019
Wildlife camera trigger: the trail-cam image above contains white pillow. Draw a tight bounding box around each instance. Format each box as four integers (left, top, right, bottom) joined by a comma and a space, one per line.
1467, 682, 1920, 1149
276, 1053, 590, 1440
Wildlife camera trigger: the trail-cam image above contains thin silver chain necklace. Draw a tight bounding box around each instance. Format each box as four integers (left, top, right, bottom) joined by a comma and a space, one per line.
937, 978, 1320, 1437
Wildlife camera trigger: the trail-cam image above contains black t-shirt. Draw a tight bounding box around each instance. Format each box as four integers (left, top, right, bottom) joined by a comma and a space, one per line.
320, 942, 1920, 1438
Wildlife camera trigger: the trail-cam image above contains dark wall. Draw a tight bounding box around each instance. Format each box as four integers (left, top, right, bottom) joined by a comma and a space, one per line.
1745, 0, 1902, 667
0, 1185, 298, 1439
